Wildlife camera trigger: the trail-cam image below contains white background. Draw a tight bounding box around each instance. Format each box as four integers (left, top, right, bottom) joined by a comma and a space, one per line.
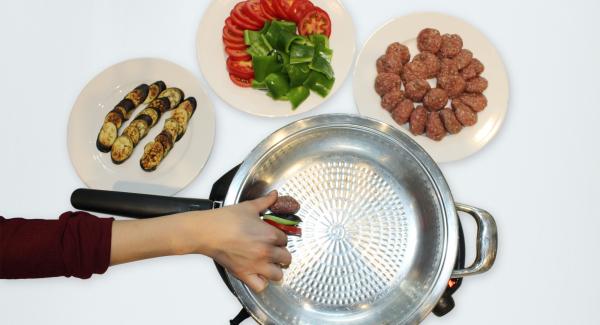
1, 0, 599, 324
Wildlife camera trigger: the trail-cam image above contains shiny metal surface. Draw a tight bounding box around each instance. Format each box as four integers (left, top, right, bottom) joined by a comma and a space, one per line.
223, 114, 488, 324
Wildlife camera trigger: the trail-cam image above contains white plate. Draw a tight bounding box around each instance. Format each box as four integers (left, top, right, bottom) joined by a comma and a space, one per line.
68, 58, 215, 195
196, 0, 356, 117
354, 12, 509, 163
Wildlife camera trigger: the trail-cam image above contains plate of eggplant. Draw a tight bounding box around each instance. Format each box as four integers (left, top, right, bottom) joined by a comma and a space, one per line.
68, 58, 215, 196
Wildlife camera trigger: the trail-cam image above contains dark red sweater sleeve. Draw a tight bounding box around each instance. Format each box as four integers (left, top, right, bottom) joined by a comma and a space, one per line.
0, 211, 113, 279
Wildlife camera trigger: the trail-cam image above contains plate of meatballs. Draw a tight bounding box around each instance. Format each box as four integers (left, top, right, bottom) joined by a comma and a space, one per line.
353, 12, 509, 162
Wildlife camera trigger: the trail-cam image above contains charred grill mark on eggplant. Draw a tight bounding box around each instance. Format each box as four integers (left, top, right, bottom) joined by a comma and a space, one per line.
125, 84, 150, 106
144, 81, 166, 104
158, 88, 184, 109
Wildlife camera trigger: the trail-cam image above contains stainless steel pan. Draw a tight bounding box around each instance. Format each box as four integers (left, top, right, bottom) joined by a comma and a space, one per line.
72, 114, 497, 324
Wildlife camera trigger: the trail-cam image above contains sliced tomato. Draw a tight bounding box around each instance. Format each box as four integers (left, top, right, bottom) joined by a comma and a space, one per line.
231, 2, 262, 30
275, 0, 306, 20
298, 7, 331, 37
223, 38, 247, 50
229, 74, 253, 87
225, 47, 252, 61
264, 219, 302, 236
243, 0, 268, 23
289, 0, 314, 22
227, 57, 254, 79
223, 26, 245, 43
225, 17, 244, 37
260, 0, 279, 18
272, 0, 290, 19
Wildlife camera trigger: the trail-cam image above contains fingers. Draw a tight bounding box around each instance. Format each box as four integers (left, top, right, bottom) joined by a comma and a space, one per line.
270, 228, 288, 247
242, 274, 268, 293
271, 247, 292, 266
250, 190, 278, 212
258, 263, 284, 282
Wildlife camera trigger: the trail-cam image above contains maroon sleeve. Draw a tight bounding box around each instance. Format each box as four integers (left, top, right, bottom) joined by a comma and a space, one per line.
0, 211, 114, 279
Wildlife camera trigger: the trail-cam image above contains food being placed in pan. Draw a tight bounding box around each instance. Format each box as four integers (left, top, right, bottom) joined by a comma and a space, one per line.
222, 0, 334, 110
140, 97, 197, 171
111, 87, 184, 164
96, 84, 149, 152
263, 195, 302, 236
373, 28, 488, 141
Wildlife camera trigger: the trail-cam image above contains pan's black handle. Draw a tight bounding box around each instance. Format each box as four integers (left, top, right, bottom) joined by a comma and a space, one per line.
71, 188, 215, 219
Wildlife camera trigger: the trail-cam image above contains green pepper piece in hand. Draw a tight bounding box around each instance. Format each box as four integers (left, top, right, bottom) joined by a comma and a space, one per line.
264, 73, 290, 99
286, 63, 311, 87
252, 55, 282, 82
303, 71, 335, 97
290, 44, 315, 64
287, 86, 310, 109
263, 214, 301, 226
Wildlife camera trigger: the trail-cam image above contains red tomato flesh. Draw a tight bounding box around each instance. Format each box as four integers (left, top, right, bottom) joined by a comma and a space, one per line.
227, 57, 254, 79
299, 7, 331, 37
225, 47, 252, 61
229, 74, 253, 87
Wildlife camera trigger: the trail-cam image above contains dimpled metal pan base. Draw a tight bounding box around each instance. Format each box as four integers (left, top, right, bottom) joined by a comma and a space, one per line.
224, 115, 458, 325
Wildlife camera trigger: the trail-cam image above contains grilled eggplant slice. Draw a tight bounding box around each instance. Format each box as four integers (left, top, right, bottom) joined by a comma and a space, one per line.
140, 141, 165, 171
155, 130, 174, 155
144, 81, 167, 104
178, 97, 197, 118
147, 97, 171, 113
111, 136, 134, 164
140, 108, 160, 127
158, 87, 184, 108
125, 84, 149, 106
123, 125, 141, 145
171, 107, 189, 138
115, 98, 136, 119
164, 118, 182, 141
129, 119, 149, 138
104, 110, 124, 128
96, 122, 118, 152
133, 114, 153, 129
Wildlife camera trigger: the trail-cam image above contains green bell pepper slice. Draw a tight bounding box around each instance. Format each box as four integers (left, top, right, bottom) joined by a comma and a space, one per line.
303, 71, 335, 97
309, 34, 329, 52
244, 30, 261, 45
263, 214, 301, 226
264, 73, 290, 99
251, 79, 267, 89
309, 51, 334, 80
290, 44, 315, 64
287, 86, 310, 110
286, 63, 311, 88
252, 55, 282, 82
247, 34, 272, 57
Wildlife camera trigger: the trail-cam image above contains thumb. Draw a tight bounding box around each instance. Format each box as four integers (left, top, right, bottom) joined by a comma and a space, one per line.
250, 190, 278, 212
243, 274, 269, 293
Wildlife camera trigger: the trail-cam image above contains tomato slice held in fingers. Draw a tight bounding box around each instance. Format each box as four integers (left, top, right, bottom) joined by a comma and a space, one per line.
264, 219, 302, 237
223, 26, 245, 44
223, 38, 247, 50
225, 47, 252, 61
227, 57, 254, 79
231, 2, 262, 30
243, 0, 268, 23
299, 7, 331, 37
225, 17, 244, 37
289, 0, 314, 22
229, 74, 253, 88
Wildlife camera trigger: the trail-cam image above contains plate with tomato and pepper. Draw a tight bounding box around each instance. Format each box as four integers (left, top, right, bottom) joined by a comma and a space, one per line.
197, 0, 356, 117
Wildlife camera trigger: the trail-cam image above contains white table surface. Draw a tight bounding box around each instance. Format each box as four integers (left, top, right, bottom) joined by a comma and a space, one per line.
1, 0, 599, 324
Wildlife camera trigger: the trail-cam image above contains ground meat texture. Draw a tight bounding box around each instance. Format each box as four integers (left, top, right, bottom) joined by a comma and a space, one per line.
423, 88, 449, 111
409, 105, 428, 135
417, 28, 442, 54
452, 99, 478, 126
381, 89, 405, 111
270, 196, 301, 215
461, 58, 485, 80
391, 99, 414, 125
440, 108, 463, 134
439, 34, 463, 58
374, 73, 402, 96
426, 111, 446, 141
386, 42, 411, 65
413, 52, 440, 78
465, 76, 488, 93
376, 54, 403, 75
454, 49, 473, 69
404, 79, 431, 101
437, 75, 466, 98
439, 58, 459, 77
401, 61, 428, 83
458, 93, 488, 112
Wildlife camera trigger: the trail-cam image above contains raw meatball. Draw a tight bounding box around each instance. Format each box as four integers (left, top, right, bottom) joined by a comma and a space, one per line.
439, 34, 463, 58
404, 79, 431, 101
452, 99, 478, 126
458, 93, 487, 112
423, 88, 449, 111
409, 105, 428, 135
270, 195, 300, 215
465, 76, 488, 93
375, 73, 401, 96
437, 75, 466, 98
381, 89, 405, 111
426, 111, 446, 141
439, 58, 459, 77
376, 54, 403, 75
417, 28, 442, 54
401, 61, 428, 83
391, 99, 414, 125
413, 52, 440, 78
440, 108, 463, 134
461, 58, 485, 80
386, 42, 411, 65
454, 49, 473, 69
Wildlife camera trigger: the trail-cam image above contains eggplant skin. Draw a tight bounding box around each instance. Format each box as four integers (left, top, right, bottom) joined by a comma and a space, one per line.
155, 132, 173, 155
96, 122, 117, 152
104, 111, 124, 128
179, 97, 197, 118
125, 84, 150, 106
115, 98, 136, 119
140, 108, 159, 127
147, 97, 171, 113
158, 88, 184, 109
133, 114, 153, 129
111, 136, 134, 164
144, 80, 167, 104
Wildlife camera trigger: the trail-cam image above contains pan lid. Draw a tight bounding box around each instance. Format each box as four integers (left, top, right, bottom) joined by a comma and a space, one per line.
224, 114, 458, 324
